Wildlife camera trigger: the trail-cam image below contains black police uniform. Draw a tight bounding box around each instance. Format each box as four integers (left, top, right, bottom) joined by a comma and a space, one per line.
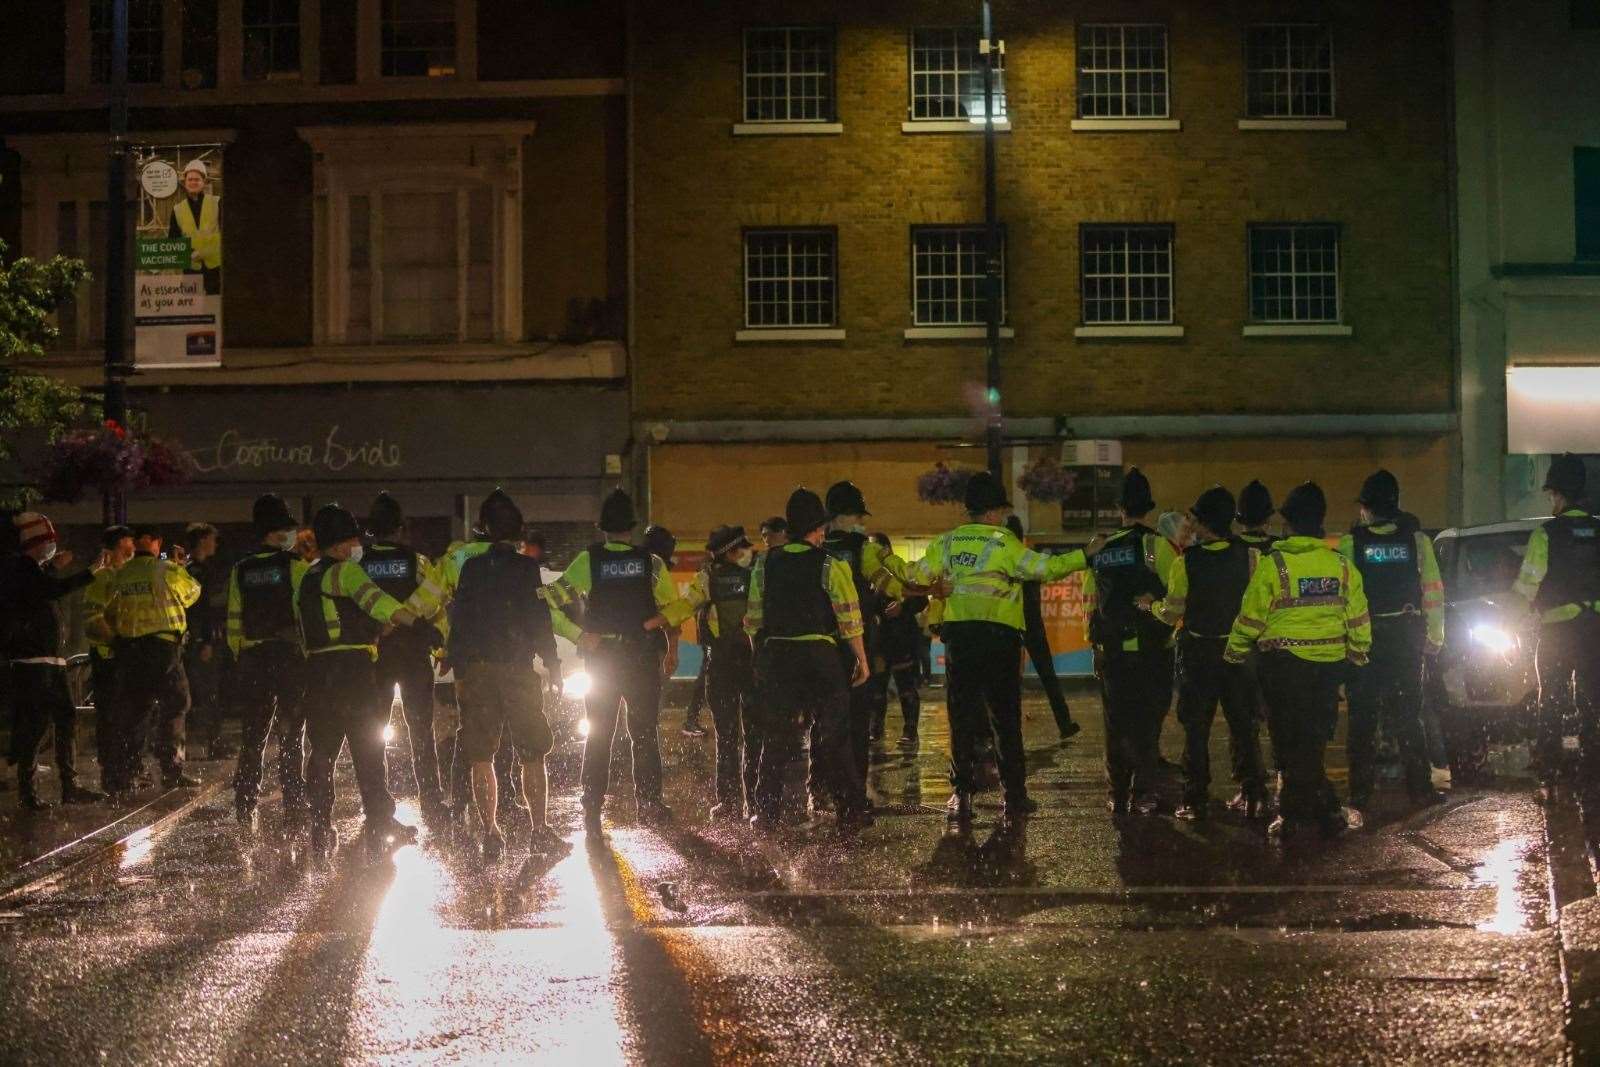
1532, 511, 1600, 789
183, 556, 228, 753
364, 542, 443, 804
1345, 518, 1433, 805
230, 548, 308, 818
705, 559, 758, 812
872, 595, 928, 744
1, 555, 93, 804
579, 544, 667, 812
1090, 525, 1174, 809
1174, 539, 1266, 811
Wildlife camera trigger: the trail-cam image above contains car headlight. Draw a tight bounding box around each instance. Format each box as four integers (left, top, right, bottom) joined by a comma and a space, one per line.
1470, 624, 1515, 657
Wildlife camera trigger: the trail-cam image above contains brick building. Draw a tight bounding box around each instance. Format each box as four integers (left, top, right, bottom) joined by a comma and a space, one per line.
630, 1, 1457, 544
0, 0, 628, 558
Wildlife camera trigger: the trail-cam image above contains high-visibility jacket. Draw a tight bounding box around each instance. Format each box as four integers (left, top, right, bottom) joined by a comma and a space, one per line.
662, 561, 752, 643
1153, 538, 1259, 637
292, 559, 412, 659
172, 194, 221, 269
1513, 509, 1600, 626
743, 542, 863, 644
1226, 536, 1372, 665
904, 523, 1087, 631
106, 553, 201, 640
82, 565, 120, 657
1336, 519, 1445, 647
547, 541, 676, 643
226, 548, 309, 655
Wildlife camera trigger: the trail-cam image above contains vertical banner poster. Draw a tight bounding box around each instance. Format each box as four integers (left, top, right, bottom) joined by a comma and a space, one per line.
133, 143, 224, 368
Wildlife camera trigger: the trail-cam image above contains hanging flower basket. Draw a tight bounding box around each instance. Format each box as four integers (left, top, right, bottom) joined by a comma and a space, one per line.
37, 420, 193, 503
1017, 457, 1078, 504
916, 462, 977, 506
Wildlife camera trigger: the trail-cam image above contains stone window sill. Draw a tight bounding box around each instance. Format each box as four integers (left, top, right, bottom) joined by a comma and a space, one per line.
732, 122, 844, 136
1074, 325, 1185, 339
1237, 118, 1347, 131
734, 328, 846, 342
1070, 118, 1181, 132
901, 119, 1011, 134
1242, 324, 1353, 337
903, 326, 1015, 340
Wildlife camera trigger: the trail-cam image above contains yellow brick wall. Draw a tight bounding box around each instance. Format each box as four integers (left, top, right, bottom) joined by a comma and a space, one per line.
632, 1, 1453, 422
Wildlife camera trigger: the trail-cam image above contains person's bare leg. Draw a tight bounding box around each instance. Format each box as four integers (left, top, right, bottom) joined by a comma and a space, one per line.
471, 760, 499, 837
523, 754, 548, 829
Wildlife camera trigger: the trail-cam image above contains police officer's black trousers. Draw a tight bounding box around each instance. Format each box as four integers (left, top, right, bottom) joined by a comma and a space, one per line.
1024, 621, 1074, 734
1533, 614, 1600, 789
707, 641, 757, 811
1176, 635, 1265, 806
944, 622, 1028, 801
869, 665, 921, 741
112, 636, 190, 786
376, 633, 442, 800
752, 641, 858, 822
581, 646, 664, 809
304, 649, 395, 829
232, 641, 308, 814
1346, 614, 1431, 803
1099, 646, 1172, 804
89, 651, 120, 775
1258, 651, 1343, 825
7, 664, 79, 787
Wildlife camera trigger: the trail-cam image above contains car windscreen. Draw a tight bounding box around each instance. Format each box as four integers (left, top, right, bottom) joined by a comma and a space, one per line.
1447, 531, 1529, 602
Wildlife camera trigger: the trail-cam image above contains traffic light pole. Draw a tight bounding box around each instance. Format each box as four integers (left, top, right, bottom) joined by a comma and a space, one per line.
981, 2, 1003, 476
103, 0, 130, 525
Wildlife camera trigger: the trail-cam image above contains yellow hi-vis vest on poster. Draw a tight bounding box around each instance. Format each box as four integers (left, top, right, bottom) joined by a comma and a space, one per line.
173, 195, 221, 269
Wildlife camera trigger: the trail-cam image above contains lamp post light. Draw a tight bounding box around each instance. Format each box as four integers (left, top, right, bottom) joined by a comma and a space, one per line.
980, 1, 1003, 476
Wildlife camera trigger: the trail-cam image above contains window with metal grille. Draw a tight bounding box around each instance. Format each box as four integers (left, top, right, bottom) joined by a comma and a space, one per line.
243, 0, 301, 81
1246, 25, 1335, 118
1077, 25, 1169, 118
909, 27, 1005, 122
1080, 226, 1174, 325
743, 27, 835, 122
743, 229, 837, 328
912, 226, 1004, 326
1248, 224, 1341, 323
91, 0, 165, 84
381, 0, 455, 78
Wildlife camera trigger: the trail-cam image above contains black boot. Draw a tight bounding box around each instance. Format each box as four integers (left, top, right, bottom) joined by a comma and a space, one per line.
18, 770, 54, 811
62, 781, 107, 804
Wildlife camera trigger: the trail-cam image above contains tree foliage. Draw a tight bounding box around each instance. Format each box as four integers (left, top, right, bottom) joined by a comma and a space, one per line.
1, 239, 89, 509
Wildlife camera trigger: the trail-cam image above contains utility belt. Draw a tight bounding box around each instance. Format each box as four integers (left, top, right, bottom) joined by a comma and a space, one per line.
1372, 604, 1422, 620
119, 631, 183, 645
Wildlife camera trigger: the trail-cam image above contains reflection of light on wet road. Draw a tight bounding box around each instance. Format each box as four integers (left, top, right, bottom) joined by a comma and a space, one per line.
118, 826, 157, 870
1475, 832, 1529, 935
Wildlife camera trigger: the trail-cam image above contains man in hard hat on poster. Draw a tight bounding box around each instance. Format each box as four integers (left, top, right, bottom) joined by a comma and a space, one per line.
168, 159, 222, 295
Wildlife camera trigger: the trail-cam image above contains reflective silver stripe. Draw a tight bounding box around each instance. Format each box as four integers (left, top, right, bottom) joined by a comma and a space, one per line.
1257, 636, 1346, 650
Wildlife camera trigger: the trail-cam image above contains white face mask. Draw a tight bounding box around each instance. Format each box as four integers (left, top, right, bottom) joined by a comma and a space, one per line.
30, 542, 58, 565
848, 523, 867, 535
734, 548, 754, 568
268, 530, 295, 550
345, 544, 365, 565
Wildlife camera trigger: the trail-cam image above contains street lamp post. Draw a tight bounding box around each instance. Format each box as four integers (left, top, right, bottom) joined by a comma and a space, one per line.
980, 2, 1003, 476
103, 0, 130, 525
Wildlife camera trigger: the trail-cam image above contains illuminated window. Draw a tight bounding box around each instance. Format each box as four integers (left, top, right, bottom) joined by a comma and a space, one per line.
743, 229, 837, 328
1077, 25, 1169, 118
1081, 226, 1174, 325
743, 27, 835, 123
381, 0, 456, 78
909, 27, 1004, 122
1246, 24, 1335, 119
1249, 224, 1341, 323
243, 0, 300, 81
912, 226, 1005, 326
91, 0, 165, 85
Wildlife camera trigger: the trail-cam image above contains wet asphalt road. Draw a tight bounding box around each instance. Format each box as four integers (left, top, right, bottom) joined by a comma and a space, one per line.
0, 686, 1581, 1065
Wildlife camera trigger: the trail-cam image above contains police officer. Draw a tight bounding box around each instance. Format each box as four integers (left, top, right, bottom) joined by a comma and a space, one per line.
651, 524, 759, 819
182, 522, 234, 760
1085, 469, 1178, 816
1338, 470, 1447, 813
547, 489, 682, 832
1147, 487, 1268, 820
363, 492, 449, 821
2, 512, 101, 808
1237, 481, 1277, 549
743, 488, 872, 834
870, 533, 928, 751
1512, 454, 1600, 802
105, 524, 202, 794
228, 494, 310, 829
1227, 483, 1372, 841
294, 504, 440, 857
448, 490, 568, 863
1005, 515, 1079, 743
904, 472, 1090, 822
82, 525, 134, 787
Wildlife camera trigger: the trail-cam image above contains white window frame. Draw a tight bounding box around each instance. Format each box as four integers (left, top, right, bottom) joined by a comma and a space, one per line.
1246, 223, 1345, 328
298, 122, 531, 346
1079, 224, 1177, 327
1075, 24, 1170, 120
910, 225, 1006, 328
1244, 23, 1337, 121
740, 228, 839, 334
740, 26, 836, 126
904, 26, 1008, 132
240, 0, 303, 82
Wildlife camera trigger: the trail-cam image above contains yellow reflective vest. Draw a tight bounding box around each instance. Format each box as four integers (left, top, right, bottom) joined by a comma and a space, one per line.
904, 523, 1087, 631
1227, 536, 1372, 665
106, 553, 201, 640
82, 565, 120, 657
173, 194, 221, 269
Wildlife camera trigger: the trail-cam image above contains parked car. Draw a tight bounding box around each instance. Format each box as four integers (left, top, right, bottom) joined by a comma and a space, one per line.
1428, 519, 1542, 782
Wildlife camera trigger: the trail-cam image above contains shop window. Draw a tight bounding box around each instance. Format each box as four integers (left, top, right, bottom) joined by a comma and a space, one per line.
1081, 225, 1174, 325
743, 27, 835, 123
243, 0, 301, 81
1246, 24, 1335, 119
909, 27, 1004, 122
91, 0, 165, 85
1248, 223, 1341, 323
381, 0, 456, 78
912, 226, 1005, 326
743, 229, 837, 328
1077, 25, 1169, 119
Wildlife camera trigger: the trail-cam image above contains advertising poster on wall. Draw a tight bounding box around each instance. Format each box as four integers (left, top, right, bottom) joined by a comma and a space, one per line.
133, 143, 224, 368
